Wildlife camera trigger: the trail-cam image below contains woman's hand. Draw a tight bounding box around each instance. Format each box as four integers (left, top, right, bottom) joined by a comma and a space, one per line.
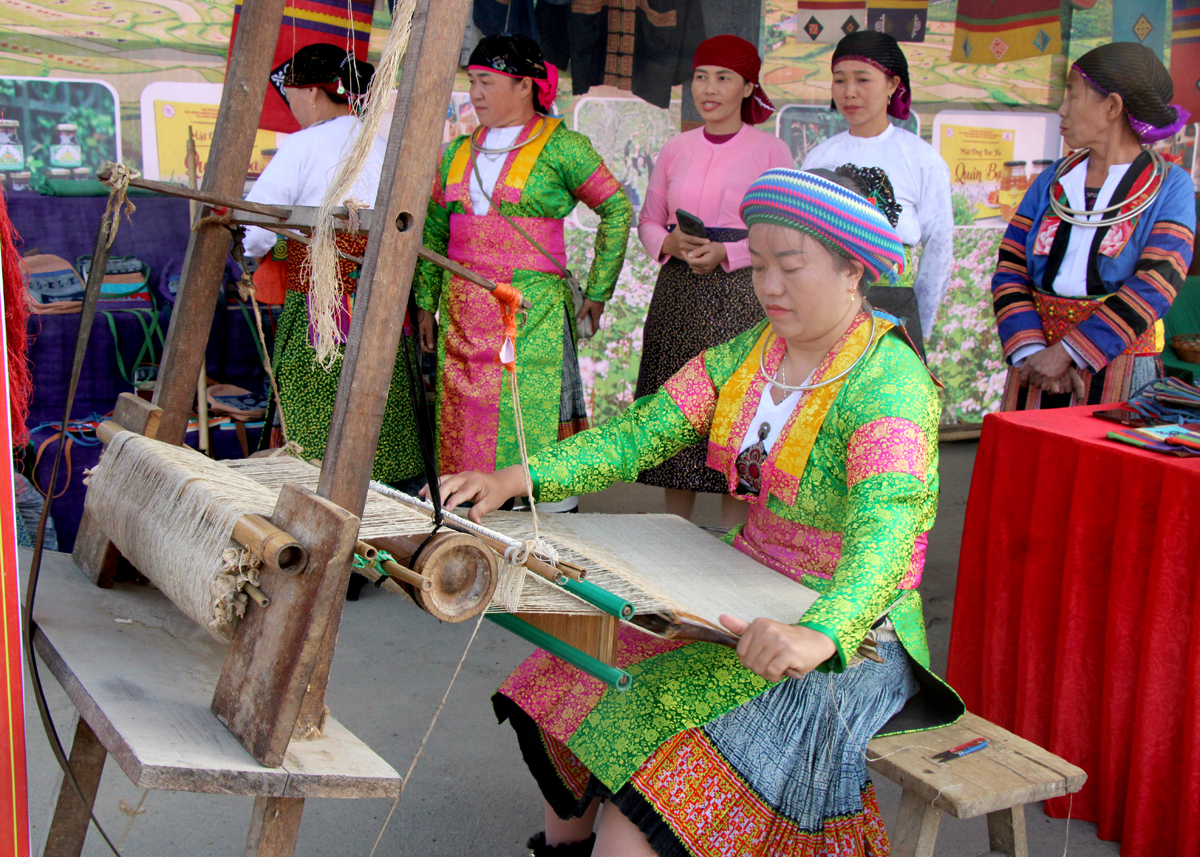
685, 242, 727, 275
719, 615, 837, 681
1018, 342, 1074, 390
417, 309, 437, 354
577, 299, 605, 335
421, 465, 527, 522
661, 229, 709, 262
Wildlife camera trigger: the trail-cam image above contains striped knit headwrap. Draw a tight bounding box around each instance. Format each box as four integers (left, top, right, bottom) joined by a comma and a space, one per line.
740, 168, 905, 284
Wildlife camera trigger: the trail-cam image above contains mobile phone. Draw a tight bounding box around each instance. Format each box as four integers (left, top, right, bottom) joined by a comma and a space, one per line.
675, 208, 708, 239
1092, 408, 1156, 428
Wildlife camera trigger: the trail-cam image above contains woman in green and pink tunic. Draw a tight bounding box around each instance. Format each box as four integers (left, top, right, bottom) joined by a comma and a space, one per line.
437, 169, 962, 857
416, 35, 631, 501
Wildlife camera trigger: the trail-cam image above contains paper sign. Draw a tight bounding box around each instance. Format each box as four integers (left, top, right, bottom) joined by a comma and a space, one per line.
154, 100, 280, 183
940, 124, 1014, 219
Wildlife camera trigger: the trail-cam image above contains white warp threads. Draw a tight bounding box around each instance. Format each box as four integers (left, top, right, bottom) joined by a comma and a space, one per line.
83, 433, 278, 642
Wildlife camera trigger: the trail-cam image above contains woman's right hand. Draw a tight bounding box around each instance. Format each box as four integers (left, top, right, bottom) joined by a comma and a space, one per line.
423, 465, 527, 522
661, 229, 709, 262
417, 309, 437, 354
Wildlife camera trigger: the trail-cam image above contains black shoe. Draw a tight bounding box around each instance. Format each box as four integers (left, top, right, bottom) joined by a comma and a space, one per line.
526, 831, 596, 857
346, 572, 368, 601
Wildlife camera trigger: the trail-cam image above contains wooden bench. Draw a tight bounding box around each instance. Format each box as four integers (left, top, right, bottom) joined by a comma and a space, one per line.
867, 712, 1087, 857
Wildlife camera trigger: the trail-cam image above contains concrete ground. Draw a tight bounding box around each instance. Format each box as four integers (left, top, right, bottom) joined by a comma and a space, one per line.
23, 441, 1122, 856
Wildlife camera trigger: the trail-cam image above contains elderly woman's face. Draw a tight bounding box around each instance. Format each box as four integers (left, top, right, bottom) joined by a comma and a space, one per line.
749, 224, 863, 344
1058, 68, 1118, 150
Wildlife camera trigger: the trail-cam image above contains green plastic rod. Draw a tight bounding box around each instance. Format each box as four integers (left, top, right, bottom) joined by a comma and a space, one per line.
560, 577, 635, 620
487, 613, 632, 692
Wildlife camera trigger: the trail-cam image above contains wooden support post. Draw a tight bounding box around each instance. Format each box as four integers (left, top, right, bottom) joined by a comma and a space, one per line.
37, 716, 106, 857
986, 806, 1028, 857
211, 483, 360, 767
293, 0, 474, 733
243, 797, 305, 857
892, 788, 941, 857
150, 0, 288, 444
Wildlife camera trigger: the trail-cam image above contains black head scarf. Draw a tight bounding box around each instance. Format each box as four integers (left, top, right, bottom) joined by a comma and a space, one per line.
278, 43, 374, 106
829, 31, 911, 121
1073, 43, 1190, 143
468, 34, 556, 114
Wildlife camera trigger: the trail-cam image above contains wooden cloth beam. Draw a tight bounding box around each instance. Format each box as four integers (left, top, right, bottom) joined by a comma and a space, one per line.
151, 0, 289, 444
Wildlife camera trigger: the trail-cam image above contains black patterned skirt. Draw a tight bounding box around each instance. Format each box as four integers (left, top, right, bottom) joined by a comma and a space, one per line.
635, 228, 762, 493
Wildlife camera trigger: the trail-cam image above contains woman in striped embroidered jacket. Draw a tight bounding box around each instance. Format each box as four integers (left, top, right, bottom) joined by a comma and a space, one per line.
991, 42, 1195, 411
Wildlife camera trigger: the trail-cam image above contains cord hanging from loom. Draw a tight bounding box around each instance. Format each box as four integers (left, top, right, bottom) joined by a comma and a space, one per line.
490, 283, 559, 578
98, 161, 140, 249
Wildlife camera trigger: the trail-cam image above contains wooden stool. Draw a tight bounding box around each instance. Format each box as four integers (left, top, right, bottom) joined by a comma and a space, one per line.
867, 712, 1087, 857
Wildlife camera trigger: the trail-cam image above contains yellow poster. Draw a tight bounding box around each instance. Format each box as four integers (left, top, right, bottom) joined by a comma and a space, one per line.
940, 124, 1014, 220
154, 100, 280, 183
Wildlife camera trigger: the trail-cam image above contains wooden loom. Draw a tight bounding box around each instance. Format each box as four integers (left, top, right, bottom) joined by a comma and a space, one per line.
33, 1, 490, 854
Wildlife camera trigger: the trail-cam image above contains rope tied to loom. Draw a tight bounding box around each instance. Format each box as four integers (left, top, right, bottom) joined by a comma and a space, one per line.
98, 162, 141, 249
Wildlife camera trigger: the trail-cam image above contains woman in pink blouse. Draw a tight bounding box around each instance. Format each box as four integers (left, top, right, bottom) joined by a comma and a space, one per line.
634, 35, 794, 525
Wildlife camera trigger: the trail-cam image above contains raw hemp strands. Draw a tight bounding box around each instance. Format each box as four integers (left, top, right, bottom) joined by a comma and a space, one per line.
306, 0, 418, 366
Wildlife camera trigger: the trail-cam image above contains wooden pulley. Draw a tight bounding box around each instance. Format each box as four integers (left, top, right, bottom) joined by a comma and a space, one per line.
368, 533, 497, 623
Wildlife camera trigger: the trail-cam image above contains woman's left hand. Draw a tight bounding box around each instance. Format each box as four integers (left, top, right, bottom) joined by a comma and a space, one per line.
686, 241, 727, 275
719, 615, 837, 681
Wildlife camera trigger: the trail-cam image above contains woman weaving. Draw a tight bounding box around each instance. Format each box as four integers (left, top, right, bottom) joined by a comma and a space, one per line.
435, 170, 960, 856
991, 42, 1196, 410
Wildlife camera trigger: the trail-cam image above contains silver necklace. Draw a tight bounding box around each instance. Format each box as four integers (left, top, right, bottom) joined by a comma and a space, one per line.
469, 118, 547, 155
758, 310, 877, 392
1047, 146, 1165, 228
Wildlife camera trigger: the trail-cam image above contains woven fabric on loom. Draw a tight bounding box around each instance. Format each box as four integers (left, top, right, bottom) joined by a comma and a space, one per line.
949, 0, 1061, 64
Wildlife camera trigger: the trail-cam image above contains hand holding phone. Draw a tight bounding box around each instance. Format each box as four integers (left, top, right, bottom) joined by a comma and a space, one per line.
675, 208, 708, 239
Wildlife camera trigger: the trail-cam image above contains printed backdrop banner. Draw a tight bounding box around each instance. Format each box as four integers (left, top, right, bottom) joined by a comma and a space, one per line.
795, 1, 868, 44
949, 0, 1061, 64
1173, 1, 1200, 121
229, 0, 374, 135
866, 0, 929, 42
1113, 0, 1167, 61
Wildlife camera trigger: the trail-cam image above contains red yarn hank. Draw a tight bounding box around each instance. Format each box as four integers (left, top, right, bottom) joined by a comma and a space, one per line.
0, 188, 30, 447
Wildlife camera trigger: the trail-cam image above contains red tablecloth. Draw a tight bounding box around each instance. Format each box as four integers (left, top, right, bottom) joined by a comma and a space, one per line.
947, 405, 1200, 857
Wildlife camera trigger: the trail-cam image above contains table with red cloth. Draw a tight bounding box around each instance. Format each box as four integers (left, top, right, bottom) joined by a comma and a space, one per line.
947, 405, 1200, 857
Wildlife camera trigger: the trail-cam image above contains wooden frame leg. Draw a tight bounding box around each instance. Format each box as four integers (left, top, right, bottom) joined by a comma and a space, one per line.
891, 787, 941, 857
244, 797, 305, 857
38, 716, 106, 857
987, 805, 1029, 857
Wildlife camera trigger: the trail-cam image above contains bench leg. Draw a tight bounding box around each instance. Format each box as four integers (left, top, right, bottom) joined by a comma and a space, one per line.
245, 796, 305, 857
892, 787, 941, 857
986, 805, 1029, 857
38, 715, 107, 857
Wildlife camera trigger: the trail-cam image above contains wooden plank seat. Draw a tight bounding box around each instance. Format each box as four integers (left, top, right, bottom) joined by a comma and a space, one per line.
866, 711, 1087, 857
26, 549, 400, 856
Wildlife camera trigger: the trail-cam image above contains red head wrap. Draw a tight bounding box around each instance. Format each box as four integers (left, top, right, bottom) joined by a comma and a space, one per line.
692, 35, 775, 126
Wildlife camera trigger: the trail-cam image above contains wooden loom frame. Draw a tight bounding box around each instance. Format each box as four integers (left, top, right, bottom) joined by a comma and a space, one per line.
35, 1, 502, 854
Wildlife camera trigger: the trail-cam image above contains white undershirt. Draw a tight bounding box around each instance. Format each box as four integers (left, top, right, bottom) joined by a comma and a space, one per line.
738, 381, 809, 454
468, 125, 523, 215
